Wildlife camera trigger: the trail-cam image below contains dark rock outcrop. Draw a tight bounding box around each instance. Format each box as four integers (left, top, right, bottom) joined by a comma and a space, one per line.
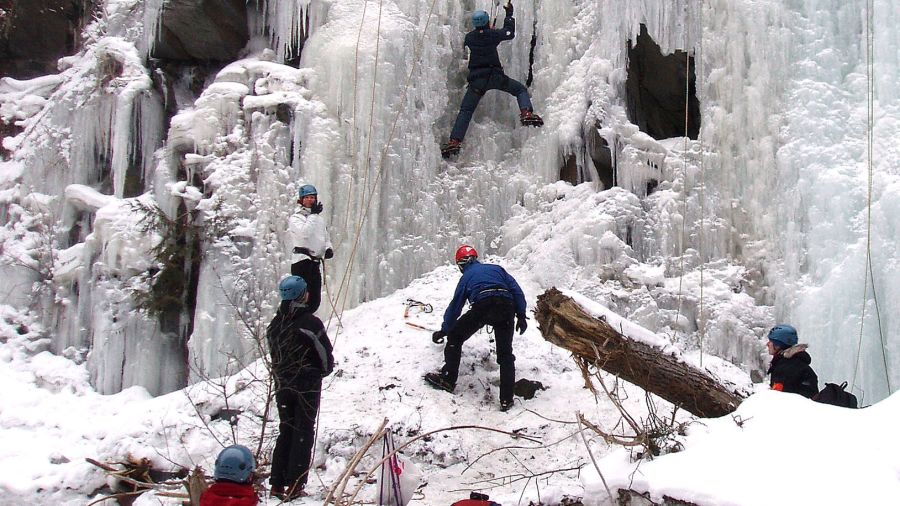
626, 24, 700, 140
0, 0, 90, 79
150, 0, 248, 62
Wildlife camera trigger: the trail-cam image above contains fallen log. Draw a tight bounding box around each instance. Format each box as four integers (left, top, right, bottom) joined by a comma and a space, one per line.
535, 288, 743, 418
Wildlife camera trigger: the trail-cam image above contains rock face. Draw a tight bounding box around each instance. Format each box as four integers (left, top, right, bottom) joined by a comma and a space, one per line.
151, 0, 248, 62
0, 0, 89, 78
626, 24, 701, 140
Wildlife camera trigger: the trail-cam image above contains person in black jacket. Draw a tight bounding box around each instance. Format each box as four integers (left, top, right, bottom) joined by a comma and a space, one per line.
441, 1, 543, 159
766, 324, 818, 399
267, 276, 335, 500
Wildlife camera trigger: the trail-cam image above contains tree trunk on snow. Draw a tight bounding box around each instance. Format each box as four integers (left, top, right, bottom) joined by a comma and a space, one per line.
534, 288, 743, 418
617, 489, 699, 505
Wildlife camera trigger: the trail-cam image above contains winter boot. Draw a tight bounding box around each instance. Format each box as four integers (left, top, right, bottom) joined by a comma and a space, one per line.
424, 371, 455, 393
519, 109, 544, 127
499, 399, 514, 412
441, 138, 462, 159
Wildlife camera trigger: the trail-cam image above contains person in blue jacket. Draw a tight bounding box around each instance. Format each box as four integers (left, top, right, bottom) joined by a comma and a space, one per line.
424, 245, 527, 411
441, 1, 543, 159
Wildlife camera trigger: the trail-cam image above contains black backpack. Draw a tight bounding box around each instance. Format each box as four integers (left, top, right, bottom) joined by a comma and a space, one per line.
813, 381, 858, 408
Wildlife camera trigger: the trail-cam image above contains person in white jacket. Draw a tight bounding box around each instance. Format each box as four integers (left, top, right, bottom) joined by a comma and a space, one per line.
287, 184, 333, 313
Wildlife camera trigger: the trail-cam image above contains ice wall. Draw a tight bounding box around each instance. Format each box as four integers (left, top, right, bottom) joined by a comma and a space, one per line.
769, 1, 900, 402
1, 0, 897, 400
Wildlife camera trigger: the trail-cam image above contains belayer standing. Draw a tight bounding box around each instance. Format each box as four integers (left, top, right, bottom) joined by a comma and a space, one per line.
424, 245, 528, 412
441, 1, 543, 159
267, 276, 335, 500
288, 184, 333, 313
766, 324, 819, 399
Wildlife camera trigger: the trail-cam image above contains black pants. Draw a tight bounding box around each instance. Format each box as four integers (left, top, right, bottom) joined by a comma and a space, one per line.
270, 379, 322, 490
449, 71, 532, 142
291, 259, 322, 313
441, 296, 516, 403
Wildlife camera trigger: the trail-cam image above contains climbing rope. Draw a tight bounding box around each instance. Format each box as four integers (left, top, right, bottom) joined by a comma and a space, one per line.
341, 0, 371, 234
327, 0, 385, 339
697, 2, 706, 368
852, 0, 892, 395
673, 6, 695, 355
326, 0, 441, 341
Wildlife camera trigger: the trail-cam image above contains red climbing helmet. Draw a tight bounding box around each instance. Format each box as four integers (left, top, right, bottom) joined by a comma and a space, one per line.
455, 245, 478, 265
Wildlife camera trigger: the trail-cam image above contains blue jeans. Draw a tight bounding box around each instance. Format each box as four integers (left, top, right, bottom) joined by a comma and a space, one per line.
449, 71, 532, 141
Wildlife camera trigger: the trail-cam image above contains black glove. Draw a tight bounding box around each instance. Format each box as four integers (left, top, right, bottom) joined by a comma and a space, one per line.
432, 331, 446, 344
504, 1, 513, 16
311, 202, 324, 214
324, 248, 334, 259
293, 246, 314, 257
515, 315, 527, 335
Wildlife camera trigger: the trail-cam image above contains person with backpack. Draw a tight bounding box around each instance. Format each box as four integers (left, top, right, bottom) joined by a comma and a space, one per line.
267, 276, 335, 500
441, 1, 543, 159
288, 183, 333, 313
766, 324, 819, 399
199, 445, 259, 506
424, 245, 527, 412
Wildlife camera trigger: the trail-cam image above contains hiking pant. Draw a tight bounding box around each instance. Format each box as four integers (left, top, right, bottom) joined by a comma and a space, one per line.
449, 70, 533, 142
270, 379, 322, 490
441, 296, 516, 403
291, 259, 322, 313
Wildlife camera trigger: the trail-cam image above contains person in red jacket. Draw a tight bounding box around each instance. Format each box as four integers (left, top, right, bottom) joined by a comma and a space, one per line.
199, 445, 259, 506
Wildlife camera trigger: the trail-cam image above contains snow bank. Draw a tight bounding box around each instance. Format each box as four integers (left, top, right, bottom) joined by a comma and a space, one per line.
591, 390, 900, 505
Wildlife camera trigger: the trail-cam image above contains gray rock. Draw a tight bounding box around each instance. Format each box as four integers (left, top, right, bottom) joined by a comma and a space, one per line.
151, 0, 248, 62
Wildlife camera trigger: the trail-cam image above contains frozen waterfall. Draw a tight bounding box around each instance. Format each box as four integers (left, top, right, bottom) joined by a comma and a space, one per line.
0, 0, 896, 402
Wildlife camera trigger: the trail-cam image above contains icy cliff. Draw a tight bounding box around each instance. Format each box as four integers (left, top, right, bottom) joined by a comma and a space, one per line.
0, 0, 897, 403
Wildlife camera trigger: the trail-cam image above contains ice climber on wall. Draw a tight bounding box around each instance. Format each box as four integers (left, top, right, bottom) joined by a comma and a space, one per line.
441, 0, 543, 159
766, 324, 819, 398
267, 276, 335, 500
288, 183, 333, 313
424, 245, 528, 412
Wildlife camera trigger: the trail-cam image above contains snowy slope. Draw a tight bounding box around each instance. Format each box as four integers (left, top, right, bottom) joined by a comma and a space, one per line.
2, 265, 898, 505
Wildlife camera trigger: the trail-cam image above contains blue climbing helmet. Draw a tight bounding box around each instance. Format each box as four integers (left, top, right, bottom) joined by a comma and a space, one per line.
298, 184, 318, 198
278, 276, 308, 301
472, 10, 490, 28
214, 445, 255, 483
768, 324, 798, 349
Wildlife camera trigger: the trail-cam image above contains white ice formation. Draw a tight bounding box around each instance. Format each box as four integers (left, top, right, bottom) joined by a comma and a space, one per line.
0, 0, 897, 402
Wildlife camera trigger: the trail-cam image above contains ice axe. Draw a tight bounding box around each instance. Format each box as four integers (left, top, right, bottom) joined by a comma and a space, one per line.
404, 322, 445, 345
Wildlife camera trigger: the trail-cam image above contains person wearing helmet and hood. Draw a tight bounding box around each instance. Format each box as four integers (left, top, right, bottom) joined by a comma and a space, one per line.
267, 276, 335, 500
766, 324, 819, 399
424, 245, 528, 412
199, 444, 258, 506
288, 183, 333, 313
441, 1, 543, 159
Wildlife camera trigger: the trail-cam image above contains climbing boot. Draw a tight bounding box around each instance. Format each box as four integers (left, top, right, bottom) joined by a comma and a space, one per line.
520, 109, 544, 127
499, 399, 514, 412
441, 138, 462, 159
424, 372, 455, 393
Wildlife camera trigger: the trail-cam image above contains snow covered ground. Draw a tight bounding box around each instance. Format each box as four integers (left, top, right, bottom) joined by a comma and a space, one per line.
2, 0, 900, 504
2, 262, 897, 505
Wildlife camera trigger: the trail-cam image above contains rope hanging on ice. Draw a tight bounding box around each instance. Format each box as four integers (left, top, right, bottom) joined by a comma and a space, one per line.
852, 0, 891, 396
326, 0, 441, 340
